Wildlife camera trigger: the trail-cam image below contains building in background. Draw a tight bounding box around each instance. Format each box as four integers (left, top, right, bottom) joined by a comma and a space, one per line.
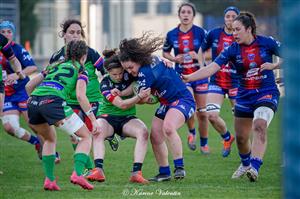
0, 0, 20, 42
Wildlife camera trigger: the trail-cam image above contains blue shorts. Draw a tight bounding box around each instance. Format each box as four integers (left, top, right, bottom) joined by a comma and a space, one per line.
208, 84, 238, 99
4, 90, 29, 112
234, 87, 280, 118
155, 97, 195, 121
185, 79, 209, 95
3, 100, 28, 112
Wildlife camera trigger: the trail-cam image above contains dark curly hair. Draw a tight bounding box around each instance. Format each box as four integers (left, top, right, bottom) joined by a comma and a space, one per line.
59, 19, 85, 39
102, 48, 122, 71
118, 32, 163, 66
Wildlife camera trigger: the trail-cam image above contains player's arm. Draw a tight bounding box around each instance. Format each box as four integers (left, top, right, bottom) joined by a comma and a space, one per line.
182, 62, 221, 83
111, 87, 150, 110
25, 71, 46, 95
76, 73, 97, 123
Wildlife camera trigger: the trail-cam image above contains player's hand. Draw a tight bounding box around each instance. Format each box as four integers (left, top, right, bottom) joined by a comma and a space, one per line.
174, 54, 184, 64
181, 74, 191, 83
162, 58, 173, 68
91, 120, 101, 135
137, 87, 151, 99
5, 73, 19, 85
110, 88, 121, 96
189, 51, 198, 60
260, 62, 276, 72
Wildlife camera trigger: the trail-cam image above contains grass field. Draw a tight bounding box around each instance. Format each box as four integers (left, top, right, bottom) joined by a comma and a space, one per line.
0, 100, 282, 199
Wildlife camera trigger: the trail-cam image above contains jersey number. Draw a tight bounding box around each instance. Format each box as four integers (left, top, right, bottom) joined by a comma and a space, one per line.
44, 66, 74, 86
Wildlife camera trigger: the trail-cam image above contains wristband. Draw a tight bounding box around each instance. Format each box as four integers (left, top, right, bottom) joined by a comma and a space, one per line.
137, 94, 142, 99
40, 70, 47, 78
85, 109, 93, 116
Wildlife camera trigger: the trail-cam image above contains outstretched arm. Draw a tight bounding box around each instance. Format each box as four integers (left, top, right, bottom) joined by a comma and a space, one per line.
182, 62, 221, 83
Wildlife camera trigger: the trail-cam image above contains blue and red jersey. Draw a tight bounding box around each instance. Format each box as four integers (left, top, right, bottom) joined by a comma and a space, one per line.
0, 33, 15, 60
214, 35, 281, 90
136, 56, 193, 105
0, 42, 34, 100
163, 25, 206, 75
202, 27, 239, 89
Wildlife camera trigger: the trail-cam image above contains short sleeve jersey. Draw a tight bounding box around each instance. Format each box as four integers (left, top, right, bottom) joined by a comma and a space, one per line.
163, 25, 207, 75
136, 56, 191, 105
1, 42, 35, 96
214, 35, 281, 90
50, 46, 105, 104
201, 27, 239, 88
32, 60, 87, 100
97, 71, 136, 116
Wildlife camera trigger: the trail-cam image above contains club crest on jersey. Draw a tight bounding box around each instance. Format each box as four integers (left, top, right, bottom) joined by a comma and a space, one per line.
223, 42, 230, 49
183, 39, 189, 46
248, 53, 255, 61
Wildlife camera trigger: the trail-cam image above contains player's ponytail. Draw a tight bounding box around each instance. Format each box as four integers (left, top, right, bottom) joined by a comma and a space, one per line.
102, 48, 121, 71
65, 40, 88, 69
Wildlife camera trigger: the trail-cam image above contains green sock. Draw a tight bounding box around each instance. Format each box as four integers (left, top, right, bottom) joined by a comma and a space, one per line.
85, 155, 94, 170
72, 143, 78, 151
74, 153, 88, 176
42, 154, 56, 181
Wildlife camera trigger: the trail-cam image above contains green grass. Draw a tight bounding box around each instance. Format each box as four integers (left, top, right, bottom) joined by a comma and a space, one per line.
0, 100, 282, 199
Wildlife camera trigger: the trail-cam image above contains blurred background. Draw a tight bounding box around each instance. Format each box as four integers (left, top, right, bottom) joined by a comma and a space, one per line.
0, 0, 279, 67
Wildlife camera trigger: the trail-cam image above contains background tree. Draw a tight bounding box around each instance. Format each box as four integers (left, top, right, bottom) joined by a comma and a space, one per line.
20, 0, 40, 47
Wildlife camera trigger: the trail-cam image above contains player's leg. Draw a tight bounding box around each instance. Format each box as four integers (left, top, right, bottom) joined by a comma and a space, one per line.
87, 118, 113, 182
149, 115, 171, 182
186, 86, 197, 151
194, 93, 210, 154
2, 108, 41, 158
246, 106, 275, 182
163, 108, 187, 180
123, 118, 149, 184
206, 92, 234, 157
231, 116, 252, 179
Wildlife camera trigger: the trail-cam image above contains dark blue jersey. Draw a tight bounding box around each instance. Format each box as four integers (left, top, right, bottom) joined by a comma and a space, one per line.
214, 35, 281, 90
0, 33, 14, 59
202, 27, 239, 89
163, 25, 206, 75
136, 56, 192, 105
2, 42, 34, 97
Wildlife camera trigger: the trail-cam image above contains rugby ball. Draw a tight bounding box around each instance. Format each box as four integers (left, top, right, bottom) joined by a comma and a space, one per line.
132, 81, 159, 104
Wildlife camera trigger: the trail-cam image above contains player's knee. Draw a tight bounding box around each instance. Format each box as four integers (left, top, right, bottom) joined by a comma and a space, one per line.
196, 108, 207, 120
162, 123, 175, 137
2, 115, 26, 138
150, 131, 162, 145
137, 127, 148, 142
207, 113, 219, 123
236, 134, 248, 146
57, 113, 84, 137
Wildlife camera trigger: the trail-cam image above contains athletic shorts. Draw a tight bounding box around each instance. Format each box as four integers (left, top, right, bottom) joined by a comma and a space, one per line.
234, 87, 280, 118
69, 102, 99, 132
4, 89, 29, 112
185, 79, 209, 94
28, 95, 73, 125
208, 84, 238, 99
97, 114, 136, 137
155, 97, 195, 121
